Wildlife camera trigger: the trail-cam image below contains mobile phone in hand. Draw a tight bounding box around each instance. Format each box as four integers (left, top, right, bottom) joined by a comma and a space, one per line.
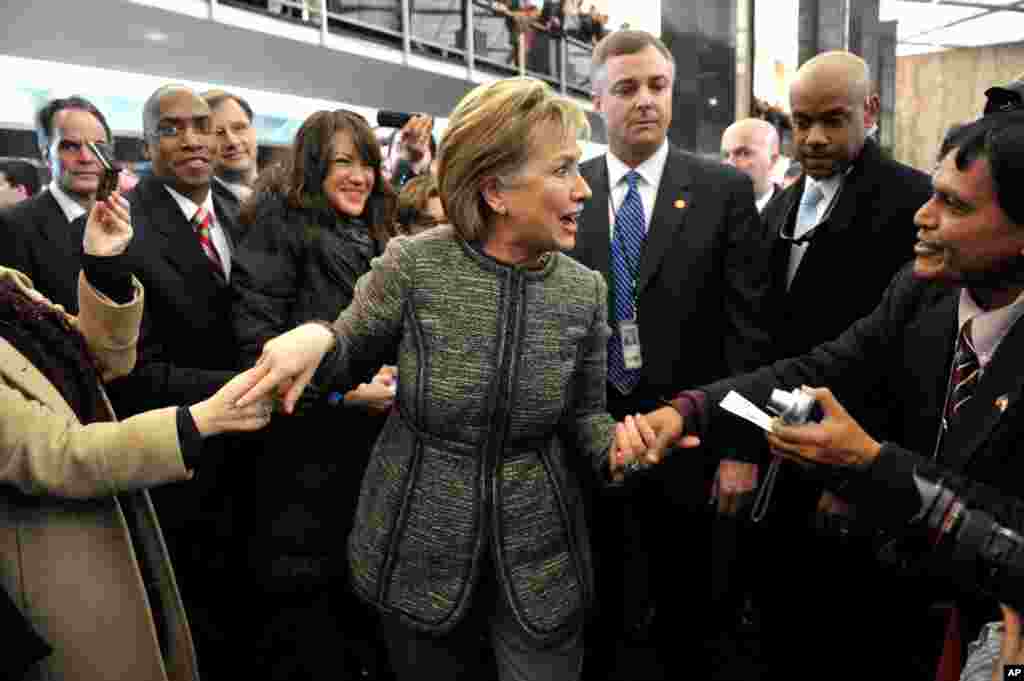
86, 141, 120, 202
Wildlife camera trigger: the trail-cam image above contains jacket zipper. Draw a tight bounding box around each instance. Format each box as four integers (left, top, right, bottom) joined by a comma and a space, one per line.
485, 270, 523, 567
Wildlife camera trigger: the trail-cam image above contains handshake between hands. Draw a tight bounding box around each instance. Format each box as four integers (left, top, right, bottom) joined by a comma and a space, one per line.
604, 386, 887, 490
607, 406, 701, 483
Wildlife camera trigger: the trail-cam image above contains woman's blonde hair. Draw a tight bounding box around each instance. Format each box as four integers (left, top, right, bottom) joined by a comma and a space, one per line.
437, 77, 590, 242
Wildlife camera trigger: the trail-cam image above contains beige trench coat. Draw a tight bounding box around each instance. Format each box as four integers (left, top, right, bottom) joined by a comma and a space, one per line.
0, 268, 199, 681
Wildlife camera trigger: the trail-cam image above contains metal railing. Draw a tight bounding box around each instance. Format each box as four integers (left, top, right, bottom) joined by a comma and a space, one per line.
216, 0, 595, 97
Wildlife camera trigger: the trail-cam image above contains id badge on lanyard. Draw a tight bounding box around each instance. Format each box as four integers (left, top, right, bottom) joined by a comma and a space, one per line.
619, 319, 642, 369
610, 196, 643, 370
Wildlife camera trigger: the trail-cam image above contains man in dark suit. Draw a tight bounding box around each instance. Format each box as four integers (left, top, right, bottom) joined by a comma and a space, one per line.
203, 89, 259, 204
635, 109, 1024, 681
741, 51, 933, 679
0, 96, 114, 312
567, 29, 773, 677
721, 117, 782, 216
103, 84, 245, 679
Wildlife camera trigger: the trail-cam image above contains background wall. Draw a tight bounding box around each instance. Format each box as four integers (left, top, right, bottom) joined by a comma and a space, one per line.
895, 40, 1024, 172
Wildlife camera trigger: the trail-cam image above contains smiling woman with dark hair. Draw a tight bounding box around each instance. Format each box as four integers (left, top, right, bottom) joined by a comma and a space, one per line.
230, 108, 400, 680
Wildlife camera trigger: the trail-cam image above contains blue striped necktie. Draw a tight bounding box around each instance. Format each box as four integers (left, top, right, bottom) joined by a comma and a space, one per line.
608, 170, 645, 395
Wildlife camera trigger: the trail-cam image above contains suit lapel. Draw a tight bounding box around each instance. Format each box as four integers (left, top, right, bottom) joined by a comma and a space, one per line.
942, 310, 1024, 473
578, 158, 611, 278
903, 292, 958, 455
637, 148, 693, 295
766, 179, 803, 295
577, 158, 613, 316
211, 178, 242, 248
35, 192, 81, 273
140, 179, 227, 287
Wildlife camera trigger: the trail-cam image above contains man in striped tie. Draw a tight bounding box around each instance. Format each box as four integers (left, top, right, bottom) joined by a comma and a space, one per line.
568, 29, 774, 679
102, 84, 248, 680
627, 106, 1024, 681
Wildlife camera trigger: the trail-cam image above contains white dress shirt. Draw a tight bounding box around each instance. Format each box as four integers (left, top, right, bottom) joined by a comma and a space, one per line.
755, 186, 776, 215
605, 139, 670, 240
47, 180, 88, 223
164, 185, 232, 280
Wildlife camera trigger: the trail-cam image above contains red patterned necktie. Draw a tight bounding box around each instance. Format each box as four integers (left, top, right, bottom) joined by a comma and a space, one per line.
192, 206, 224, 275
946, 319, 979, 424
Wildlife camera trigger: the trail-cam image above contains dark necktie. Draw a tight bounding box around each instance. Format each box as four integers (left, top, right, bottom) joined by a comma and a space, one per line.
193, 206, 224, 275
608, 170, 645, 395
945, 319, 979, 425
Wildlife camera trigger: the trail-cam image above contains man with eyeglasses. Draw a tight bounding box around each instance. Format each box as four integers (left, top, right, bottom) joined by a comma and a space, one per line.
98, 84, 247, 681
748, 50, 933, 680
0, 96, 116, 312
203, 89, 259, 203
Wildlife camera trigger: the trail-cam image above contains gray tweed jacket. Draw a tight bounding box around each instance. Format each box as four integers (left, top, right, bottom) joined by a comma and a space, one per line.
320, 226, 616, 645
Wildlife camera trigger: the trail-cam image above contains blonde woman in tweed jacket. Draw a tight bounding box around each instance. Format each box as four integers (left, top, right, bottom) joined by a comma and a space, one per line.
237, 78, 683, 681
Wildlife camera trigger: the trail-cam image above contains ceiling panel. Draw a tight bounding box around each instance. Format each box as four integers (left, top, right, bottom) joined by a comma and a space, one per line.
881, 0, 1024, 54
879, 1, 987, 39
920, 10, 1024, 45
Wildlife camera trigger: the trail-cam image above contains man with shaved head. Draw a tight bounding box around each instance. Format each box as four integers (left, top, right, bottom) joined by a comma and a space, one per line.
722, 117, 781, 212
100, 83, 247, 679
750, 50, 933, 679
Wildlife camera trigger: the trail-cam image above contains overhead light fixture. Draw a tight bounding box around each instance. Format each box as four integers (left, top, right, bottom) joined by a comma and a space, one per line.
144, 31, 169, 42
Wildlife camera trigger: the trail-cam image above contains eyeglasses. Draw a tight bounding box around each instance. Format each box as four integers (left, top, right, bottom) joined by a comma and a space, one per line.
57, 139, 115, 159
154, 117, 213, 138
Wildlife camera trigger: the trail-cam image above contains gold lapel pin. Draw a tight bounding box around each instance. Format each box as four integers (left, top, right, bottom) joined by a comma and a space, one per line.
674, 199, 687, 209
995, 395, 1010, 413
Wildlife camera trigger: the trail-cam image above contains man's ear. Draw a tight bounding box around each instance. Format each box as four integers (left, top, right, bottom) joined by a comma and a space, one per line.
142, 140, 153, 161
864, 94, 880, 129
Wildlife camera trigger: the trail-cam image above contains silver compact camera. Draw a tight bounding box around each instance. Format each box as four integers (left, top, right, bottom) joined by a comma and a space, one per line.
766, 388, 821, 425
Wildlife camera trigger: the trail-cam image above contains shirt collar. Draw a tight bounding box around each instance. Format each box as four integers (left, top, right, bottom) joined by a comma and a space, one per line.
802, 173, 842, 208
606, 139, 670, 191
164, 184, 215, 225
215, 176, 252, 202
755, 185, 776, 214
47, 180, 88, 223
957, 287, 1024, 368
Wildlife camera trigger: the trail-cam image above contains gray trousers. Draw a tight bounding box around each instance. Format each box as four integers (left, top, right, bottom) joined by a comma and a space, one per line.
380, 575, 584, 681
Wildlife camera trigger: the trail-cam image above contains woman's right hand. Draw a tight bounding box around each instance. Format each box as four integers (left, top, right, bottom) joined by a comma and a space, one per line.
190, 366, 275, 437
234, 322, 338, 413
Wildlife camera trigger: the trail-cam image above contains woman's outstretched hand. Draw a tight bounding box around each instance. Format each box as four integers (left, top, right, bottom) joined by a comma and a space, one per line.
235, 323, 338, 413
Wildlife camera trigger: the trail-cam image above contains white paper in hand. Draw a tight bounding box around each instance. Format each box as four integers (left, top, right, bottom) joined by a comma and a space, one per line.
718, 390, 774, 432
